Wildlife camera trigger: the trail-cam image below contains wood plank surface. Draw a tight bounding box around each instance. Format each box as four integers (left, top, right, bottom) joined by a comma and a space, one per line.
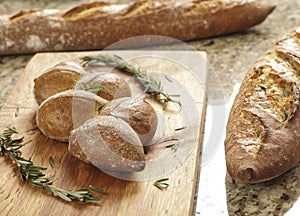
0, 50, 207, 216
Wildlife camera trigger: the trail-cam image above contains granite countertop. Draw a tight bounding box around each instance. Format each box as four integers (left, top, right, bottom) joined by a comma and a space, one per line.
0, 0, 300, 215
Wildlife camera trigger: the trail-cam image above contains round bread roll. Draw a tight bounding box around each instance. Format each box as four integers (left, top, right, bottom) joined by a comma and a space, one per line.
36, 90, 107, 142
34, 60, 86, 104
99, 97, 158, 144
69, 115, 145, 172
74, 72, 131, 100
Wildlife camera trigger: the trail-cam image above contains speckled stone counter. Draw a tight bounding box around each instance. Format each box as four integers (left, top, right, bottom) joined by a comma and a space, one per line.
0, 0, 300, 215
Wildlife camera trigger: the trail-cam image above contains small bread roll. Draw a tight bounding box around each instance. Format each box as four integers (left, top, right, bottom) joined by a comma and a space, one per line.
34, 61, 86, 104
36, 90, 106, 142
69, 116, 145, 172
99, 97, 158, 144
74, 72, 131, 100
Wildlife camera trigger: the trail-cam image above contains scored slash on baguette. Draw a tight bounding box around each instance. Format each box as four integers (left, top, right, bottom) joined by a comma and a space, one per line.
0, 0, 275, 55
225, 27, 300, 183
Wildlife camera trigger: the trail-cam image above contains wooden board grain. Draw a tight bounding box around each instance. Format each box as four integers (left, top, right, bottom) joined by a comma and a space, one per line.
0, 50, 207, 216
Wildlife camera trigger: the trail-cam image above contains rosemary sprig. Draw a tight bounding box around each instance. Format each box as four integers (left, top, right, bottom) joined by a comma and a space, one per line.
0, 127, 107, 203
257, 84, 267, 91
83, 82, 104, 94
81, 54, 181, 109
89, 185, 110, 195
174, 126, 187, 131
153, 178, 169, 191
15, 107, 19, 117
49, 156, 55, 168
282, 108, 288, 122
97, 102, 108, 112
165, 144, 176, 149
165, 144, 177, 151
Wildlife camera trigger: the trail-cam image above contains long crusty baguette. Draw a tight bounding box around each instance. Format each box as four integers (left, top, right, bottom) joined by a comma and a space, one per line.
0, 0, 275, 55
225, 27, 300, 183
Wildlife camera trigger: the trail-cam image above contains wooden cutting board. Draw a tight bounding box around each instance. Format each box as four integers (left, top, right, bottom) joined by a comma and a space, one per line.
0, 50, 207, 216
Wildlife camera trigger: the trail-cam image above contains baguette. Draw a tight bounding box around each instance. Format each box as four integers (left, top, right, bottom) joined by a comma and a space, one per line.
225, 27, 300, 183
0, 0, 275, 55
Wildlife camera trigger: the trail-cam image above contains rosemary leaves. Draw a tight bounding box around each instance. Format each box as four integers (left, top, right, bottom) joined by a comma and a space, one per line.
153, 178, 169, 191
83, 82, 104, 94
81, 54, 180, 109
0, 127, 107, 203
49, 156, 55, 168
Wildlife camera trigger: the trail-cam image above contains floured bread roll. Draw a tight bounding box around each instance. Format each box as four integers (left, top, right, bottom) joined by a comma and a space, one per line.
68, 115, 145, 172
36, 89, 106, 142
99, 97, 158, 144
74, 72, 131, 100
34, 60, 86, 104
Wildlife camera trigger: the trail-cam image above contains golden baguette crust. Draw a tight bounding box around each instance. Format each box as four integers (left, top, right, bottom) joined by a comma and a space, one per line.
225, 27, 300, 183
0, 0, 275, 54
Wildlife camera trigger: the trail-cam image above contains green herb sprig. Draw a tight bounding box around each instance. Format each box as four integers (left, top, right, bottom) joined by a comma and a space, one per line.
81, 54, 181, 109
165, 144, 177, 151
153, 178, 169, 191
83, 82, 104, 94
0, 127, 108, 203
